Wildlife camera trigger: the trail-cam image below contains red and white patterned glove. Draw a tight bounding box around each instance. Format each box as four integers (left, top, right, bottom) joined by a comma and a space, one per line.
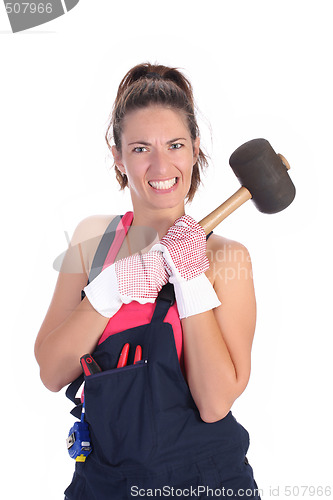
156, 215, 210, 281
84, 250, 169, 318
152, 215, 221, 319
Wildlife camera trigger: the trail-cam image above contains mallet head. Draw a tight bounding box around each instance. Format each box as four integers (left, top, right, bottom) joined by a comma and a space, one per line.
229, 138, 296, 214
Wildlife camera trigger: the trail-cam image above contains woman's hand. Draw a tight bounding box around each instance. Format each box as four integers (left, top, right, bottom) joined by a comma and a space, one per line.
152, 215, 221, 318
155, 215, 209, 280
84, 250, 169, 317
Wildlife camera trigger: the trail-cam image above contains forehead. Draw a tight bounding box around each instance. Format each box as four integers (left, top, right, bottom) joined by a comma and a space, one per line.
122, 105, 190, 138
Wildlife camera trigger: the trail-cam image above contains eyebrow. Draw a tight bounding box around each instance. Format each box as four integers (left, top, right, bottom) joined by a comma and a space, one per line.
127, 137, 188, 146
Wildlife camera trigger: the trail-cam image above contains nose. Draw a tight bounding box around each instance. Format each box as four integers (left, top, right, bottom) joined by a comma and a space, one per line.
149, 148, 171, 176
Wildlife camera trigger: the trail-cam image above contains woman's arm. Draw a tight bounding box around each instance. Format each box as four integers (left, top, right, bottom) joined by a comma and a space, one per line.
34, 216, 112, 392
35, 294, 109, 393
182, 236, 256, 423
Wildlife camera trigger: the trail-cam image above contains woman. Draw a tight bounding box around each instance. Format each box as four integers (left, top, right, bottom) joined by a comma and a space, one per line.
35, 63, 260, 499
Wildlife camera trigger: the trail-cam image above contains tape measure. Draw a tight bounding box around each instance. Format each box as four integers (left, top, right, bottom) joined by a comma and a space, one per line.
66, 404, 92, 462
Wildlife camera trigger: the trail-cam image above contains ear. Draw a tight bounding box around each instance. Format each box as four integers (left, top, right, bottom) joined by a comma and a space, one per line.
193, 137, 200, 165
112, 145, 126, 174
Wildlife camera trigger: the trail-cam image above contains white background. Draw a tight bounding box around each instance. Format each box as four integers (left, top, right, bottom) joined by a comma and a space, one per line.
1, 1, 332, 498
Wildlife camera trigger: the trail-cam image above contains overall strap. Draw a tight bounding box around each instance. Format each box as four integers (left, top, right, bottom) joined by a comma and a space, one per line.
153, 283, 175, 322
66, 374, 84, 405
81, 212, 133, 300
88, 215, 123, 283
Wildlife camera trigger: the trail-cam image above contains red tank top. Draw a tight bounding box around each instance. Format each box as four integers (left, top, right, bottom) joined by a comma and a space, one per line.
96, 212, 184, 364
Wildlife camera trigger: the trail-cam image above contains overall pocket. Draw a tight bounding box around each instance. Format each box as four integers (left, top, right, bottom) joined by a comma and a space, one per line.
84, 360, 156, 467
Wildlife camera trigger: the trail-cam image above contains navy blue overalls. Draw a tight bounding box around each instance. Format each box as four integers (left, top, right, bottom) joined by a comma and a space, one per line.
65, 215, 261, 499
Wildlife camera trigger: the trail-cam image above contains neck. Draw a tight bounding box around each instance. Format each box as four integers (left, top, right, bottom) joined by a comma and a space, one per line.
131, 206, 186, 239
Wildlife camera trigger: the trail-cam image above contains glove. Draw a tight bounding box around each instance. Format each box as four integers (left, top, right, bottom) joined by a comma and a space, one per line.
83, 250, 169, 318
152, 215, 221, 319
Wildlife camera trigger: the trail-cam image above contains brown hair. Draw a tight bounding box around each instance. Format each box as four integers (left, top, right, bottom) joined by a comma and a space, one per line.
105, 63, 208, 202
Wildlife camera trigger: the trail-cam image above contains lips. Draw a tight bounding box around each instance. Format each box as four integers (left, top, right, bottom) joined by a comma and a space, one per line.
148, 178, 178, 190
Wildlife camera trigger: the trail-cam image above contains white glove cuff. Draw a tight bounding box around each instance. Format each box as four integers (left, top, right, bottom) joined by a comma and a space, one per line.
83, 264, 122, 318
171, 273, 221, 319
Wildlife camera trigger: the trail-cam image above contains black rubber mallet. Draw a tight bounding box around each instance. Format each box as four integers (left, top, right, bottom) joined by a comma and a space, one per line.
199, 138, 296, 234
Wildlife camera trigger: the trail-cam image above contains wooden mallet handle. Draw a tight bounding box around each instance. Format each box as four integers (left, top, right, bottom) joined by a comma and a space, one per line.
199, 186, 252, 235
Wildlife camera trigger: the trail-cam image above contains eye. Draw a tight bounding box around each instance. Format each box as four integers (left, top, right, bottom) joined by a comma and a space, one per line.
132, 146, 148, 153
169, 143, 184, 150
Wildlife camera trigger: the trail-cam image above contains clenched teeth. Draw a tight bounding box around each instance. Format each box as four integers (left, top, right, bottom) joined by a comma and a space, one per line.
148, 178, 177, 190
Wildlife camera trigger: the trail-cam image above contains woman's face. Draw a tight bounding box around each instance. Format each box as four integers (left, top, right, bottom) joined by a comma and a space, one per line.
112, 106, 200, 214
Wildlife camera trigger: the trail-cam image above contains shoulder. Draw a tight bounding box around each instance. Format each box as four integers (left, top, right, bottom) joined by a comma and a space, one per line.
206, 233, 252, 265
206, 234, 253, 288
70, 214, 119, 277
71, 214, 117, 244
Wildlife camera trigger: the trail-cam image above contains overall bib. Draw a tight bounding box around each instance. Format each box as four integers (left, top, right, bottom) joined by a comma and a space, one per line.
65, 214, 261, 499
